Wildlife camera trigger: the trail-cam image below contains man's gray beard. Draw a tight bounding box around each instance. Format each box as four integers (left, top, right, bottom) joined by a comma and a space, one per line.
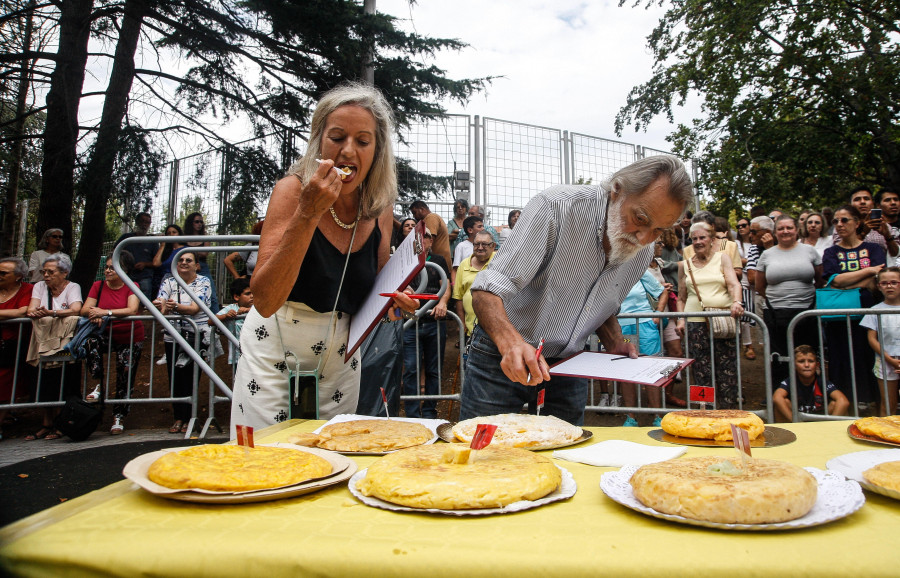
606, 196, 645, 266
133, 226, 149, 235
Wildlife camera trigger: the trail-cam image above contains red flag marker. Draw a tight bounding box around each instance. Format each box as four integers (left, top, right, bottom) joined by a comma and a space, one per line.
536, 388, 546, 415
236, 424, 255, 448
470, 424, 498, 450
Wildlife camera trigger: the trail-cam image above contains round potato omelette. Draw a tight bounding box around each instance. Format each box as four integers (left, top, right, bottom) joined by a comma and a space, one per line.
148, 445, 332, 492
863, 460, 900, 492
356, 443, 562, 509
316, 419, 433, 452
630, 456, 817, 524
451, 413, 582, 449
660, 410, 765, 441
854, 416, 900, 444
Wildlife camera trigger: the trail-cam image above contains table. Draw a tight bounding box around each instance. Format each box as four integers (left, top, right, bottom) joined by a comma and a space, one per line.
2, 421, 899, 577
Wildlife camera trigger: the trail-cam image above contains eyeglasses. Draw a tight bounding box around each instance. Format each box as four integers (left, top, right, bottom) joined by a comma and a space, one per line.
472, 242, 494, 248
737, 224, 748, 229
879, 281, 900, 287
49, 235, 63, 239
104, 265, 115, 271
177, 258, 195, 263
40, 269, 59, 275
832, 217, 854, 225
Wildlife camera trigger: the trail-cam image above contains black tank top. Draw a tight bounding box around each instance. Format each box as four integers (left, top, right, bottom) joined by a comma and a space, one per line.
287, 225, 381, 315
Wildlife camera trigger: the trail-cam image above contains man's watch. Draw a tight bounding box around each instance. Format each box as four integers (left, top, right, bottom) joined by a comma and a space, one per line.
108, 310, 113, 317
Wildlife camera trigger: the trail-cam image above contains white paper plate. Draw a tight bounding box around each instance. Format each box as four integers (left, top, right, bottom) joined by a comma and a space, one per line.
826, 449, 900, 500
348, 465, 576, 516
123, 443, 357, 504
311, 414, 446, 455
600, 465, 864, 530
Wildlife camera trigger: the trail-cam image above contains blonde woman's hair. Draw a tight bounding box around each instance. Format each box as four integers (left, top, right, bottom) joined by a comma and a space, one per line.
287, 83, 397, 220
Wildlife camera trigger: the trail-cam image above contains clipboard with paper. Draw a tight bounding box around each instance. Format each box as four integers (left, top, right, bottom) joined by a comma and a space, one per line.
549, 352, 694, 387
345, 221, 427, 361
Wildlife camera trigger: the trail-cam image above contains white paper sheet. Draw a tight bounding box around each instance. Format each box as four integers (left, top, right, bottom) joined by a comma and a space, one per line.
549, 351, 689, 386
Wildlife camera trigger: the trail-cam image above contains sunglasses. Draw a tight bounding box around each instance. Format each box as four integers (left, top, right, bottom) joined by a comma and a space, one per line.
177, 258, 195, 263
832, 217, 854, 225
49, 235, 63, 239
737, 224, 748, 228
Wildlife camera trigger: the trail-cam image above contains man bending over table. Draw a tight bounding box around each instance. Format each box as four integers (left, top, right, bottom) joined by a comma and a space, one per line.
460, 156, 694, 425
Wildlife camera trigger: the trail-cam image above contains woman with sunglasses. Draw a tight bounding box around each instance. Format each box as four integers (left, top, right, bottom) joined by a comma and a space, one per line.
153, 250, 217, 434
81, 251, 144, 434
27, 229, 70, 283
800, 212, 833, 259
183, 212, 219, 313
822, 204, 887, 406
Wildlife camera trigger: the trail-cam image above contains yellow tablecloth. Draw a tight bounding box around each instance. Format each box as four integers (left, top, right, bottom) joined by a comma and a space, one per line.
2, 421, 899, 577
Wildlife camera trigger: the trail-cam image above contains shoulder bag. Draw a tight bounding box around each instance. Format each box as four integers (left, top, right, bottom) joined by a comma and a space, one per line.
686, 257, 736, 339
816, 274, 862, 321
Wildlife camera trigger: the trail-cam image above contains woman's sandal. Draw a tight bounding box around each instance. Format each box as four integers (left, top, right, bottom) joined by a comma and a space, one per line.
169, 421, 183, 434
180, 423, 189, 434
25, 427, 52, 441
44, 430, 62, 440
744, 346, 757, 360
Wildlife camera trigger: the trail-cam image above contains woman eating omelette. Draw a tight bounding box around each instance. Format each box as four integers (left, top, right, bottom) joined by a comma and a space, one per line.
230, 83, 417, 435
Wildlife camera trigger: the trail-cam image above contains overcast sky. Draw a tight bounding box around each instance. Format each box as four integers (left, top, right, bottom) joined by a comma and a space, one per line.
379, 0, 695, 153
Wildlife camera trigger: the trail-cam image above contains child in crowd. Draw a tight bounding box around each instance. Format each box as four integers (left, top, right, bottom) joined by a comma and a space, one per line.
861, 266, 900, 416
773, 345, 849, 421
210, 278, 253, 364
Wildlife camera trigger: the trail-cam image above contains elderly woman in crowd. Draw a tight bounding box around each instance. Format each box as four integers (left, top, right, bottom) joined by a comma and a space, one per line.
0, 258, 33, 441
27, 228, 70, 283
81, 251, 144, 435
154, 250, 216, 434
25, 255, 83, 440
447, 198, 469, 254
823, 204, 887, 405
676, 222, 744, 408
800, 212, 833, 259
756, 215, 823, 383
224, 220, 265, 280
231, 83, 416, 434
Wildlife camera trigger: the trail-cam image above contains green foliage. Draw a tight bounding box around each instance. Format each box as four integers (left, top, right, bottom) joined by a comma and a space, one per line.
219, 144, 280, 233
0, 100, 44, 198
617, 0, 900, 211
396, 157, 452, 203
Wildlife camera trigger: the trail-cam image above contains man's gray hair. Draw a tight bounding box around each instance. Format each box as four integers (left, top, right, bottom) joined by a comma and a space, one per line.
750, 216, 775, 231
602, 156, 694, 206
0, 257, 27, 281
288, 82, 397, 219
43, 254, 72, 275
473, 230, 494, 244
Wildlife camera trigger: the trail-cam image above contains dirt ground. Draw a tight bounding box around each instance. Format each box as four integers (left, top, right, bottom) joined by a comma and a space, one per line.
0, 321, 779, 438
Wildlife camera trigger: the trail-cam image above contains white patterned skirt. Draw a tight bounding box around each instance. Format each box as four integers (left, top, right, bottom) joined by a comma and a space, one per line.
230, 301, 361, 438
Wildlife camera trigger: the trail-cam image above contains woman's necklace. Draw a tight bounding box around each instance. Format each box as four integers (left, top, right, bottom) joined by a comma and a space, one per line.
330, 207, 357, 230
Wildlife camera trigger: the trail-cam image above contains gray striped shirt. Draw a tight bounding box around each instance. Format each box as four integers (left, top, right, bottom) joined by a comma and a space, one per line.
472, 185, 652, 359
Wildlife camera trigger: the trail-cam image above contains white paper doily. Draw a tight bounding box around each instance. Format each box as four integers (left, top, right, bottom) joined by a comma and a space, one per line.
348, 465, 576, 516
600, 465, 864, 530
827, 449, 900, 500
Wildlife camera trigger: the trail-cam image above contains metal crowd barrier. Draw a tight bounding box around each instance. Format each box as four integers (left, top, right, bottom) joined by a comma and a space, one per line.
787, 306, 900, 422
584, 310, 774, 423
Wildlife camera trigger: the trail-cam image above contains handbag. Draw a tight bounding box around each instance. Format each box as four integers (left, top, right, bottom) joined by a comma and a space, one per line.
54, 396, 103, 441
685, 257, 737, 339
816, 274, 863, 320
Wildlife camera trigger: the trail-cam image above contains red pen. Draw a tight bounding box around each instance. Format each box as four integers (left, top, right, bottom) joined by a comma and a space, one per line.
379, 292, 441, 300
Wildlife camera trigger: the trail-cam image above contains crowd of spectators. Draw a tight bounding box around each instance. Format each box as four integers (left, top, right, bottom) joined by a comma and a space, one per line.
4, 180, 900, 441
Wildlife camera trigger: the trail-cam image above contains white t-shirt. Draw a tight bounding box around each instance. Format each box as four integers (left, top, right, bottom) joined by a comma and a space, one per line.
861, 303, 900, 357
31, 281, 83, 311
453, 239, 473, 267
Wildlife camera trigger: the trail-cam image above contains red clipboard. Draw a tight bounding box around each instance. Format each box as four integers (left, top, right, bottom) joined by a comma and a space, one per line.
548, 351, 694, 387
345, 221, 427, 361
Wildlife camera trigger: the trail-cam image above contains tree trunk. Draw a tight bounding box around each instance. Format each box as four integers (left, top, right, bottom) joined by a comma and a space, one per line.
71, 0, 147, 290
1, 0, 35, 257
35, 0, 93, 256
